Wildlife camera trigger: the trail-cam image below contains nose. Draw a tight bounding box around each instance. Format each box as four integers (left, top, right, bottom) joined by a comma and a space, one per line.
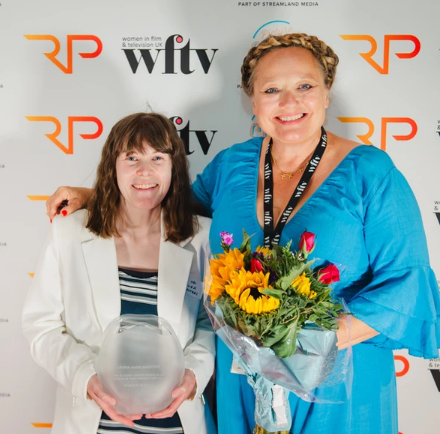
279, 90, 298, 107
136, 160, 153, 177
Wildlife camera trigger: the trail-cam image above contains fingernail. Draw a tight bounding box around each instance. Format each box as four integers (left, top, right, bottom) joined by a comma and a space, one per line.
50, 219, 52, 224
61, 210, 67, 216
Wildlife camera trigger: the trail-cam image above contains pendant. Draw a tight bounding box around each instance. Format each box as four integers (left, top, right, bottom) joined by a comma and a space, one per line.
281, 173, 294, 179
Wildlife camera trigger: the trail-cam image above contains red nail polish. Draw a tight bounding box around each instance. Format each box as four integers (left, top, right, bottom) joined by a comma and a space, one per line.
61, 210, 67, 216
50, 219, 52, 223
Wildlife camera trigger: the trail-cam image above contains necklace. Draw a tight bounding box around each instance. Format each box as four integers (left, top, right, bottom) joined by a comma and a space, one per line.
270, 147, 313, 179
263, 127, 327, 246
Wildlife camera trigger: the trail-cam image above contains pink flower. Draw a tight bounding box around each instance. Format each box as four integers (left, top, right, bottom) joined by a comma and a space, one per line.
317, 264, 340, 285
299, 231, 316, 256
220, 231, 234, 246
250, 258, 263, 273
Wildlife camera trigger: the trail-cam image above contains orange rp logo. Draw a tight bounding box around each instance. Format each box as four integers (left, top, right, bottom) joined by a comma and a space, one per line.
394, 355, 410, 377
340, 35, 420, 74
337, 117, 417, 151
26, 116, 103, 154
24, 35, 102, 73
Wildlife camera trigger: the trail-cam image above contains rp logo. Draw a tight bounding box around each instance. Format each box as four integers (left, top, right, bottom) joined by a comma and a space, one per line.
337, 117, 417, 151
24, 35, 102, 73
394, 355, 410, 377
26, 116, 103, 154
170, 116, 217, 155
124, 35, 218, 74
339, 35, 420, 74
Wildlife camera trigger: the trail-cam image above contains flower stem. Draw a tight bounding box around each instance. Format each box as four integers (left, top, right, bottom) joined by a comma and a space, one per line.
253, 425, 289, 434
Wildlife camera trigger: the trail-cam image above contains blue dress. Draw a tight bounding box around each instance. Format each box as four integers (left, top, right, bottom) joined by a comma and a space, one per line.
192, 137, 440, 434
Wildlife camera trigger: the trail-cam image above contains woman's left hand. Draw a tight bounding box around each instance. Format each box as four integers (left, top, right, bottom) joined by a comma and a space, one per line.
145, 369, 197, 419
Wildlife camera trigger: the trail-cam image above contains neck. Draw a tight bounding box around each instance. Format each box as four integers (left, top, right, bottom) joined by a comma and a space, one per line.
116, 203, 161, 238
270, 128, 323, 165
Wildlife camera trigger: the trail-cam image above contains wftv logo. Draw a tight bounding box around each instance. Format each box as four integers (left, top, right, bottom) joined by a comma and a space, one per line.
337, 117, 417, 151
24, 35, 102, 73
124, 35, 218, 74
434, 201, 440, 225
428, 359, 440, 392
26, 116, 103, 154
170, 116, 217, 155
340, 35, 420, 74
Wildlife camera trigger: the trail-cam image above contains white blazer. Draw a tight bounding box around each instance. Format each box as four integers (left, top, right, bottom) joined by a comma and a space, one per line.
22, 210, 215, 434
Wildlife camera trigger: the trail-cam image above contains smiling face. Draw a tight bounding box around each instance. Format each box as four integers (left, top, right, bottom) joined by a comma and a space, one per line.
251, 47, 329, 147
115, 143, 172, 213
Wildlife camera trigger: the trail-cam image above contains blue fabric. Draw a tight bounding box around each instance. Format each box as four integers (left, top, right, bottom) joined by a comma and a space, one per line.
192, 138, 440, 434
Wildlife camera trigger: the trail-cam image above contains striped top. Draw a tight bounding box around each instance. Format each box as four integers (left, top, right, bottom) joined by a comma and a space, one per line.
97, 268, 184, 434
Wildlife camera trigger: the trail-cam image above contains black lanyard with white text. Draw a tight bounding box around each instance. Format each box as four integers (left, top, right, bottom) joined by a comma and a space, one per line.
263, 127, 327, 247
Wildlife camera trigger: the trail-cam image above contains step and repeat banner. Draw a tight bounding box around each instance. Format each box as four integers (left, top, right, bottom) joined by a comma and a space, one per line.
1, 0, 439, 433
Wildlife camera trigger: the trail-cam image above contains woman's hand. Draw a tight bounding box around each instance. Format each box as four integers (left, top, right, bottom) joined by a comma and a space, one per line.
46, 187, 93, 220
87, 374, 143, 427
145, 369, 197, 419
336, 315, 379, 350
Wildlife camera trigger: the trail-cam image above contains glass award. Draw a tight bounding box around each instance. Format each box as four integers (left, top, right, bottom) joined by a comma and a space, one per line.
96, 315, 185, 414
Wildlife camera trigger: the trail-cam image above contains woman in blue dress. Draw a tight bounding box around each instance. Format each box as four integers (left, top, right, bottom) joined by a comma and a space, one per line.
46, 33, 440, 433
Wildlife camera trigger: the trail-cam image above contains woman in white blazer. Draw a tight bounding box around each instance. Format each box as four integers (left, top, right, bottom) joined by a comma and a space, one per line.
22, 113, 215, 434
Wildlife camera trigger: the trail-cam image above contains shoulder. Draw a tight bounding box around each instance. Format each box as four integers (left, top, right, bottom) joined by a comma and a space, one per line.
329, 132, 395, 176
52, 209, 91, 240
210, 137, 263, 167
193, 216, 211, 242
189, 216, 212, 251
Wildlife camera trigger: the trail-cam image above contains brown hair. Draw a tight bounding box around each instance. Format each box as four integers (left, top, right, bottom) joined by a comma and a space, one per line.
86, 112, 197, 243
241, 33, 339, 96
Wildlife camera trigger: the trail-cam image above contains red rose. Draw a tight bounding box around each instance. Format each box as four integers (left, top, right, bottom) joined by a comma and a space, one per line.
299, 231, 316, 256
317, 264, 340, 285
251, 258, 263, 273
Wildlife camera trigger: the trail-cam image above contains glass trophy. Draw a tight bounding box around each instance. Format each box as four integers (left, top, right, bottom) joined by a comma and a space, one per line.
96, 315, 185, 414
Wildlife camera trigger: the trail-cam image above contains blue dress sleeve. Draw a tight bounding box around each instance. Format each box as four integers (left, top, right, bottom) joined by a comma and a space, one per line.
192, 149, 227, 217
348, 166, 440, 358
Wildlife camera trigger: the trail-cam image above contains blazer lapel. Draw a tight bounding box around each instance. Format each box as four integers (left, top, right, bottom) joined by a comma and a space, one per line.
80, 229, 121, 333
157, 222, 194, 335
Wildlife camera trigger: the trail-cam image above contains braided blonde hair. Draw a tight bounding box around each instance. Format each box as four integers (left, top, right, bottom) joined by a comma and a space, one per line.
241, 33, 339, 97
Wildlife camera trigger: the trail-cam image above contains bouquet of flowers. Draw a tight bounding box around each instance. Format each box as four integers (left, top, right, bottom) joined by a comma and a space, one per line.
204, 230, 350, 434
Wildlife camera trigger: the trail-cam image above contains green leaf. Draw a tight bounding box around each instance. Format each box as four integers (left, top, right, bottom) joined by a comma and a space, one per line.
260, 288, 284, 300
271, 325, 300, 358
239, 229, 253, 254
276, 263, 307, 290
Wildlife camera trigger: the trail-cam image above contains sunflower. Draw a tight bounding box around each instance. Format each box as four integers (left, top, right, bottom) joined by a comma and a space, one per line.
208, 248, 245, 304
291, 272, 313, 298
255, 246, 271, 257
225, 270, 279, 314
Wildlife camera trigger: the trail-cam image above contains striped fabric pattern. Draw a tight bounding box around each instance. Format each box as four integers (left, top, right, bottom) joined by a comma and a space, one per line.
119, 270, 158, 306
97, 268, 183, 434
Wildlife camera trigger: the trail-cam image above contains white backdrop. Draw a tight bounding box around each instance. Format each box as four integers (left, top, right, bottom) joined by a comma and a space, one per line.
1, 0, 439, 433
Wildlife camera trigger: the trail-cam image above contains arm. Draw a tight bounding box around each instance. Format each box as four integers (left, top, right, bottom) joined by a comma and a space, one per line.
347, 166, 440, 357
148, 228, 215, 418
192, 149, 226, 216
336, 315, 378, 350
22, 219, 141, 426
46, 186, 93, 220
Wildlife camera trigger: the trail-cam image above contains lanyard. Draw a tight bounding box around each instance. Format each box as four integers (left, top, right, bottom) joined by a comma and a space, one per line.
263, 127, 327, 247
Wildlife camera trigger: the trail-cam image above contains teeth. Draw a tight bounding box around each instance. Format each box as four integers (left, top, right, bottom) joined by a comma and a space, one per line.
279, 114, 304, 121
133, 184, 157, 189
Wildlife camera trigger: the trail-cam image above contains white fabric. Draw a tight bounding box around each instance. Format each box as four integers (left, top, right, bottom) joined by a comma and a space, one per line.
22, 210, 215, 434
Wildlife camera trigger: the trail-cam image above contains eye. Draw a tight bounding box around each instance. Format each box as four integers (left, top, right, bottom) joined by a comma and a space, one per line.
127, 155, 137, 162
153, 155, 165, 162
264, 87, 278, 94
299, 84, 313, 90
